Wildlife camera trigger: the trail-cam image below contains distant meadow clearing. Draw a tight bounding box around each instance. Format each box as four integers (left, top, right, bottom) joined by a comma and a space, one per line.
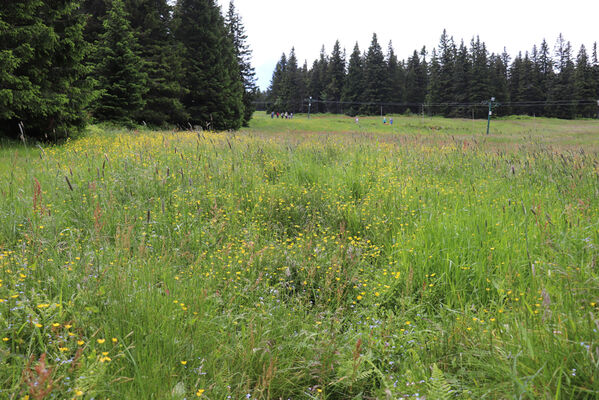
1, 114, 598, 399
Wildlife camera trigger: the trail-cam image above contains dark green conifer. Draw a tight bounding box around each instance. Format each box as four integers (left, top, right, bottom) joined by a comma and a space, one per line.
426, 48, 442, 114
362, 33, 389, 114
386, 41, 405, 112
488, 51, 510, 115
591, 43, 599, 108
405, 49, 427, 113
537, 39, 555, 116
469, 36, 490, 116
308, 46, 328, 113
268, 53, 287, 113
125, 0, 187, 125
452, 40, 470, 117
1, 0, 93, 139
341, 42, 364, 116
226, 1, 257, 126
81, 0, 107, 45
574, 45, 595, 117
323, 40, 346, 113
94, 0, 147, 125
283, 48, 305, 113
548, 34, 576, 119
520, 52, 544, 115
437, 30, 456, 116
509, 52, 525, 114
174, 0, 244, 130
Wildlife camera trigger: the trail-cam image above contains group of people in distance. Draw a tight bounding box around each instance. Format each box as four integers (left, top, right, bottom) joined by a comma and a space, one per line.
353, 117, 394, 125
268, 113, 394, 124
271, 111, 294, 119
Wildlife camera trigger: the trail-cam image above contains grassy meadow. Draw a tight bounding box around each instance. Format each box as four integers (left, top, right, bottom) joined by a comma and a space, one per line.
1, 113, 599, 399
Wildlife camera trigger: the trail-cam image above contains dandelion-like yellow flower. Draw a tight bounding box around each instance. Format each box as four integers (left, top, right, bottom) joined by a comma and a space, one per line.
196, 389, 205, 397
97, 338, 105, 344
181, 361, 187, 365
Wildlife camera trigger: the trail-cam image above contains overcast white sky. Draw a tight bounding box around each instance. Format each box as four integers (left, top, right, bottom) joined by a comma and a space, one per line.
216, 0, 599, 90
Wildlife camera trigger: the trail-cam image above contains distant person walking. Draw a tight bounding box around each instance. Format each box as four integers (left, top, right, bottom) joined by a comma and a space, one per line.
390, 118, 393, 125
383, 117, 387, 124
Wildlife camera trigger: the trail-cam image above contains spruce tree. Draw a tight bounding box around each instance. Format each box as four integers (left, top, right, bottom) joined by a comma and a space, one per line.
308, 46, 328, 113
405, 49, 427, 113
268, 53, 287, 113
283, 48, 304, 113
437, 30, 456, 116
125, 0, 187, 126
548, 34, 576, 119
527, 45, 546, 116
426, 48, 442, 115
94, 0, 147, 125
323, 40, 346, 113
574, 45, 595, 117
81, 0, 107, 46
226, 1, 257, 126
452, 40, 470, 117
520, 52, 544, 116
538, 39, 555, 117
362, 33, 389, 115
469, 36, 490, 117
386, 41, 405, 113
509, 53, 525, 115
489, 51, 510, 115
341, 42, 364, 116
592, 43, 599, 107
174, 0, 244, 130
300, 60, 310, 112
1, 0, 93, 139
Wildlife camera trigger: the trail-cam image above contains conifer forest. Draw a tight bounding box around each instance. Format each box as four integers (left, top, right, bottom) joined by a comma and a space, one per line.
1, 1, 599, 399
267, 32, 599, 118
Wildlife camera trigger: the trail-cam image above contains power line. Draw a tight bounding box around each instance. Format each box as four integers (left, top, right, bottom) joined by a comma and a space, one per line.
254, 99, 598, 108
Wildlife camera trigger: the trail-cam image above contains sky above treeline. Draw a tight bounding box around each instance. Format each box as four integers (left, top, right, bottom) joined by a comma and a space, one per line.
216, 0, 599, 91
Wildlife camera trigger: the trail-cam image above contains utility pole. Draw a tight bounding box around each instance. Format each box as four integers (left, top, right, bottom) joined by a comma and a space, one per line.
486, 97, 496, 135
596, 99, 599, 119
308, 96, 312, 119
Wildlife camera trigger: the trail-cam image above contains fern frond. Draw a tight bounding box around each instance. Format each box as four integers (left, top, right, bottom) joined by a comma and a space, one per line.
427, 363, 453, 400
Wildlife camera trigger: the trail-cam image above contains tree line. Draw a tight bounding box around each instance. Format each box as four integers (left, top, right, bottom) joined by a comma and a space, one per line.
267, 31, 599, 119
0, 0, 256, 140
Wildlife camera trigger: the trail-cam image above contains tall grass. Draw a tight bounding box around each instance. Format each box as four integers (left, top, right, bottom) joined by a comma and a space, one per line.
0, 115, 598, 399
